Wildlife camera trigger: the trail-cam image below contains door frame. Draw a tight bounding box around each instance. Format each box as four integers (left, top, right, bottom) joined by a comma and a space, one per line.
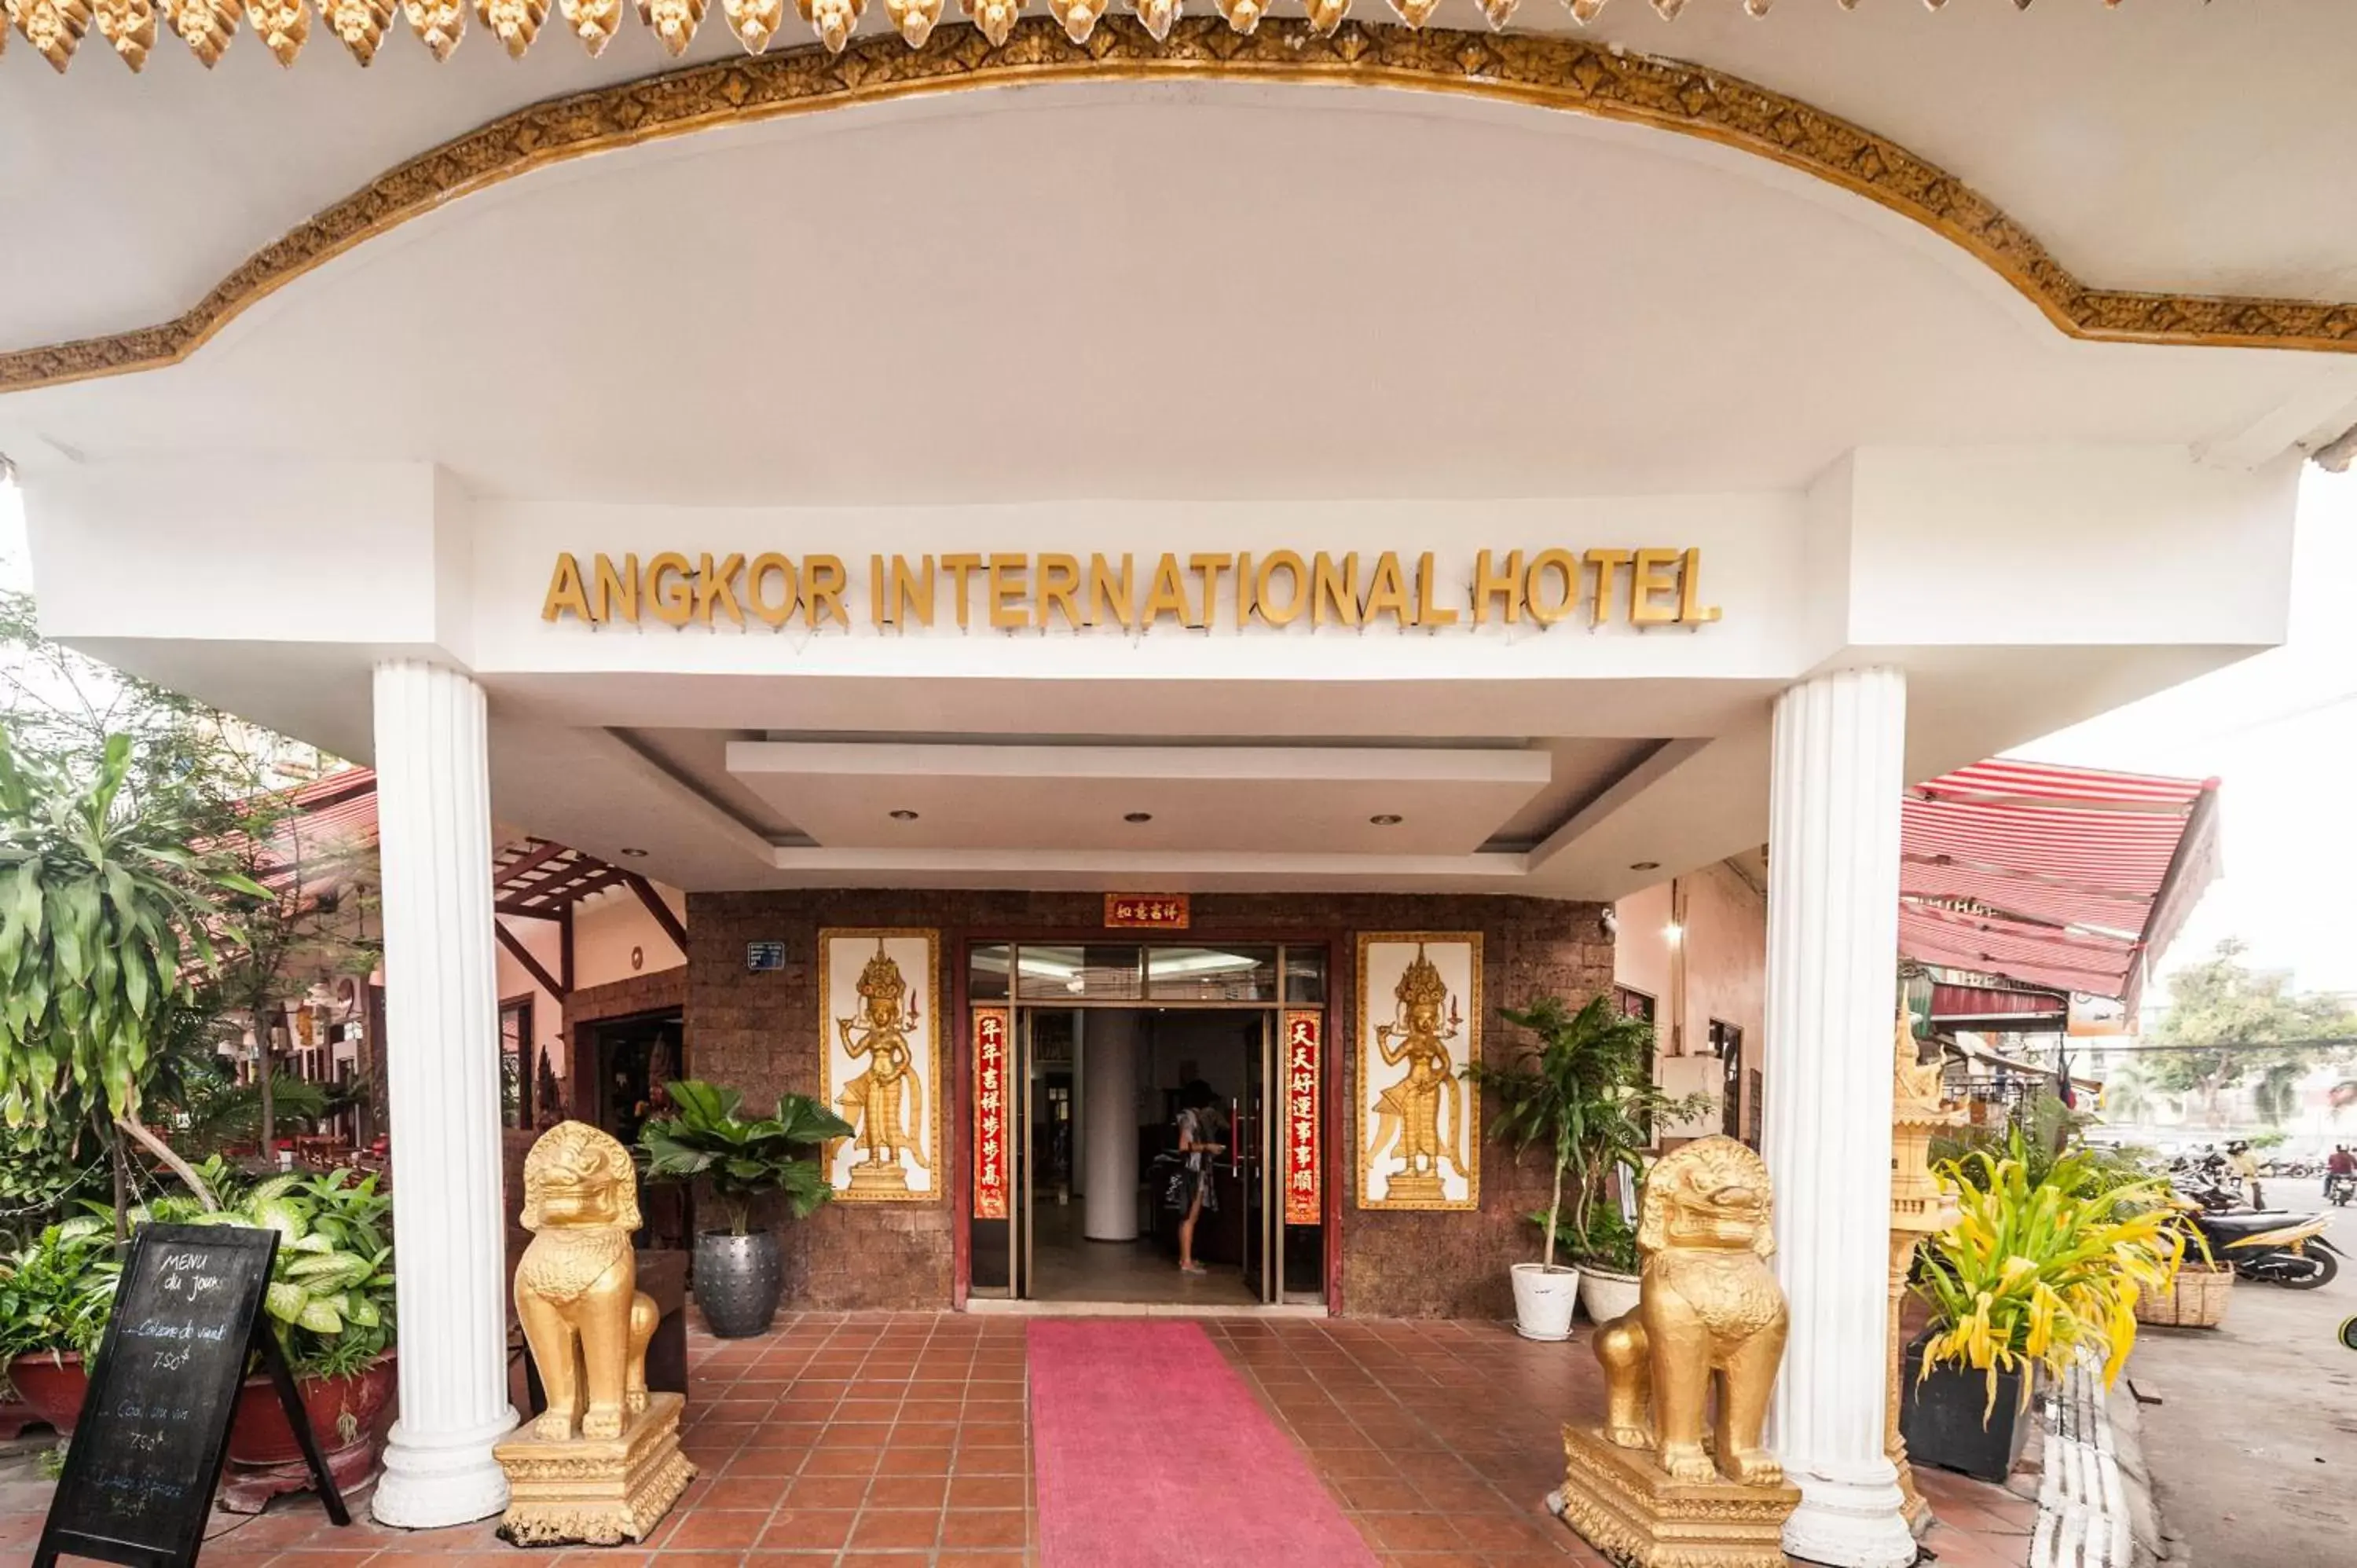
949, 929, 1342, 1313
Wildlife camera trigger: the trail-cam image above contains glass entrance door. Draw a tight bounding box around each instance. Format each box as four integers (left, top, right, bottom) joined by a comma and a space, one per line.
963, 941, 1325, 1308
1234, 1014, 1272, 1302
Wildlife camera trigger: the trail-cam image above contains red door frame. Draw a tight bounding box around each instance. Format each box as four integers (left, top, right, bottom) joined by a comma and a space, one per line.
945, 928, 1343, 1314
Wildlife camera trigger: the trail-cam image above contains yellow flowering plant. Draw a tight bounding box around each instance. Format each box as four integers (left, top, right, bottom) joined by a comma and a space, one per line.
1914, 1147, 2183, 1418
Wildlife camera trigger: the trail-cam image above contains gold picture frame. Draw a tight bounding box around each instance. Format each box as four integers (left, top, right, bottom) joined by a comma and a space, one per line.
1354, 932, 1482, 1212
817, 928, 943, 1203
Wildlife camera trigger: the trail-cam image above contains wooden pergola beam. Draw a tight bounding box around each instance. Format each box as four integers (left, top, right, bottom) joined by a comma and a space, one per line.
495, 921, 566, 1001
623, 872, 688, 958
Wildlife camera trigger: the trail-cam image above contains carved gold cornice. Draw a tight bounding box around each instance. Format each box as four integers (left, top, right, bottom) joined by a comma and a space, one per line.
3, 18, 2353, 395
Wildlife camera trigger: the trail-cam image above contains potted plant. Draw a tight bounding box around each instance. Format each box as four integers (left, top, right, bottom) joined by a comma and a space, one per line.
1464, 996, 1702, 1341
1904, 1146, 2179, 1482
636, 1079, 850, 1338
0, 1217, 115, 1434
1571, 1201, 1644, 1325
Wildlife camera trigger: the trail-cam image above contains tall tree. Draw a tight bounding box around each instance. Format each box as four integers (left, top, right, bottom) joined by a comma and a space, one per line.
2144, 940, 2357, 1127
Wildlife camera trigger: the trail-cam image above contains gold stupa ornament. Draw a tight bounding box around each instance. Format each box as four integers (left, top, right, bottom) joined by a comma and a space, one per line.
1887, 1006, 1963, 1530
497, 1123, 695, 1545
1, 2, 2153, 71
1551, 1136, 1802, 1568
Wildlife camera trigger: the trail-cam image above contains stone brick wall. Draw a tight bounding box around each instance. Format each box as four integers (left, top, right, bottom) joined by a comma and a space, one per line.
685, 889, 1611, 1318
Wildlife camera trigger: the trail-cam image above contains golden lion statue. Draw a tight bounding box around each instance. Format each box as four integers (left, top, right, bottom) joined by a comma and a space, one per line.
1593, 1135, 1788, 1486
515, 1122, 659, 1442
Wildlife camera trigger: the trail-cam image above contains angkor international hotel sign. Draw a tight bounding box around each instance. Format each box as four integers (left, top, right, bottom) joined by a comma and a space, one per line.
537, 547, 1725, 633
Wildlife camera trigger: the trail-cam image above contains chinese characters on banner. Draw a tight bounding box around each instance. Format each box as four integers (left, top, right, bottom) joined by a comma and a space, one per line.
973, 1008, 1010, 1220
1103, 894, 1190, 930
1281, 1009, 1322, 1225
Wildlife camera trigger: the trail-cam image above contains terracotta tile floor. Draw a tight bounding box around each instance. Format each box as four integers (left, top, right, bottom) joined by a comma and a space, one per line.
0, 1313, 2039, 1568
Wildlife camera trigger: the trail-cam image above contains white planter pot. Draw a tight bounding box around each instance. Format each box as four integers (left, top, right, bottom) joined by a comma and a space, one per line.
1510, 1262, 1582, 1341
1578, 1266, 1641, 1326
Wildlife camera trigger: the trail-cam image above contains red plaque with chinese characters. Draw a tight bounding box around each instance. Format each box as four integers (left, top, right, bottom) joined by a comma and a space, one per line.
972, 1007, 1010, 1220
1281, 1009, 1322, 1225
1103, 893, 1190, 930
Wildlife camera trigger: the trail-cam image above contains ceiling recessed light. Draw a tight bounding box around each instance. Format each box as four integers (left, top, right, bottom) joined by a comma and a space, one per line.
1124, 811, 1154, 823
889, 809, 920, 821
1369, 814, 1404, 826
1629, 860, 1660, 871
618, 847, 648, 858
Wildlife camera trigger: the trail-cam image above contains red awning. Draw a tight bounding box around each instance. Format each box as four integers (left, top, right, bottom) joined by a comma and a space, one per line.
1898, 759, 2220, 1014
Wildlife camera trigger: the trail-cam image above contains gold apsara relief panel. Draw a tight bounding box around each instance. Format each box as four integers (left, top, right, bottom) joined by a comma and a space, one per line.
1355, 932, 1480, 1212
1, 19, 2352, 400
817, 927, 942, 1203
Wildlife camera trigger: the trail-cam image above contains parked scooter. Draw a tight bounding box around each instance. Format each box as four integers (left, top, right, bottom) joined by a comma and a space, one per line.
2185, 1206, 2342, 1288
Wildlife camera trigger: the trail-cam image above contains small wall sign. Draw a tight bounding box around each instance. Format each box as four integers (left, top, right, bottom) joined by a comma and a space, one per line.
746, 941, 786, 973
1105, 894, 1189, 930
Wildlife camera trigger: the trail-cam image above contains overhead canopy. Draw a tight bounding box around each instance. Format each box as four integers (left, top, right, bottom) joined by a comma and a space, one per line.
1897, 759, 2220, 1013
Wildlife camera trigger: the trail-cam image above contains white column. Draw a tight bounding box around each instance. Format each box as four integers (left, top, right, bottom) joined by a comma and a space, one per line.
1763, 667, 1917, 1568
1082, 1012, 1141, 1241
370, 661, 518, 1528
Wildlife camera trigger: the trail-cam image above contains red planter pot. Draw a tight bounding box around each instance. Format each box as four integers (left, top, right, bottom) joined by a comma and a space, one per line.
225, 1355, 397, 1466
6, 1352, 90, 1436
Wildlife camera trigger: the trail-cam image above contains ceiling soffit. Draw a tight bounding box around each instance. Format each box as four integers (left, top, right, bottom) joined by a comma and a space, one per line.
2, 18, 2353, 400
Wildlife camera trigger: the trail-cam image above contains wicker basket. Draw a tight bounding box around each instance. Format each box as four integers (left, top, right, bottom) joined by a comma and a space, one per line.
2135, 1262, 2233, 1328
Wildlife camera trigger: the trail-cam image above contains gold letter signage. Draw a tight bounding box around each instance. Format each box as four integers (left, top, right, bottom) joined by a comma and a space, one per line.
540, 548, 1721, 632
819, 929, 941, 1203
1282, 1009, 1323, 1226
972, 1006, 1010, 1222
1356, 934, 1481, 1212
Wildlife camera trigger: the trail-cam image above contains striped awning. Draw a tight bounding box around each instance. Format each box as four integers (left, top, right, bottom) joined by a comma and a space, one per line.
1898, 759, 2220, 1013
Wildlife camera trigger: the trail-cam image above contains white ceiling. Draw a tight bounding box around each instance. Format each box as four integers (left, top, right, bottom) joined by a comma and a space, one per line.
2, 84, 2351, 507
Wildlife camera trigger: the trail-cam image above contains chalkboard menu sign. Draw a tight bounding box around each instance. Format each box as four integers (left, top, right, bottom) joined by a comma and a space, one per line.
34, 1223, 348, 1568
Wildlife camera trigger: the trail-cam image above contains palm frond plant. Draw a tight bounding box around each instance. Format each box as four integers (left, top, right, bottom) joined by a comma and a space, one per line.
1464, 995, 1705, 1270
636, 1079, 851, 1236
1913, 1147, 2182, 1419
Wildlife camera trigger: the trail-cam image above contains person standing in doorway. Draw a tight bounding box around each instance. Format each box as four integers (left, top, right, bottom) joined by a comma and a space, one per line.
1175, 1081, 1227, 1277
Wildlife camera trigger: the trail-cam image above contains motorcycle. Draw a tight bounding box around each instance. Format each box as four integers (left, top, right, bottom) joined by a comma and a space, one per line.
2327, 1171, 2355, 1208
2187, 1207, 2342, 1288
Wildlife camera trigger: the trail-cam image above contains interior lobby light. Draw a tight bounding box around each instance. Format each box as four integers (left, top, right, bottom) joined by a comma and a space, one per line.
1369, 814, 1404, 826
1630, 860, 1661, 871
889, 808, 920, 820
1664, 921, 1684, 945
1124, 811, 1153, 823
618, 846, 648, 857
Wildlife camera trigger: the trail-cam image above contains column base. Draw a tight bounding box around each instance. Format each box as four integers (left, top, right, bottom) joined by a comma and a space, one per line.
1780, 1462, 1918, 1568
372, 1408, 521, 1529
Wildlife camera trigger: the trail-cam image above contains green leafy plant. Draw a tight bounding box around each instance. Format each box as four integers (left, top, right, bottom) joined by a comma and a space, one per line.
636, 1079, 851, 1236
1914, 1148, 2182, 1419
76, 1170, 396, 1379
1464, 995, 1707, 1271
0, 1216, 115, 1372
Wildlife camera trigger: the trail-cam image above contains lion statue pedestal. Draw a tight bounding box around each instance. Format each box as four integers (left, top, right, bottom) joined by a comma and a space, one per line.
494, 1122, 696, 1546
1547, 1136, 1801, 1568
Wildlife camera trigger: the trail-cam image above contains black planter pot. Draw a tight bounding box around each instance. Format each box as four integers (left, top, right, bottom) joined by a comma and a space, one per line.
693, 1229, 783, 1338
1900, 1338, 2036, 1483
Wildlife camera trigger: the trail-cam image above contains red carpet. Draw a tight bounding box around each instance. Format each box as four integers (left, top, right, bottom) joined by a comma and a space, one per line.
1028, 1320, 1380, 1568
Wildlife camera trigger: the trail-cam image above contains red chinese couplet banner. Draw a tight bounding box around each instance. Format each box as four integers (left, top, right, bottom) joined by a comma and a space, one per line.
973, 1007, 1010, 1221
1281, 1009, 1322, 1225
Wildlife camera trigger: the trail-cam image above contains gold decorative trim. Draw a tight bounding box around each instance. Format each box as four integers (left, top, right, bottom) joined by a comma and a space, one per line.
2, 17, 2352, 396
